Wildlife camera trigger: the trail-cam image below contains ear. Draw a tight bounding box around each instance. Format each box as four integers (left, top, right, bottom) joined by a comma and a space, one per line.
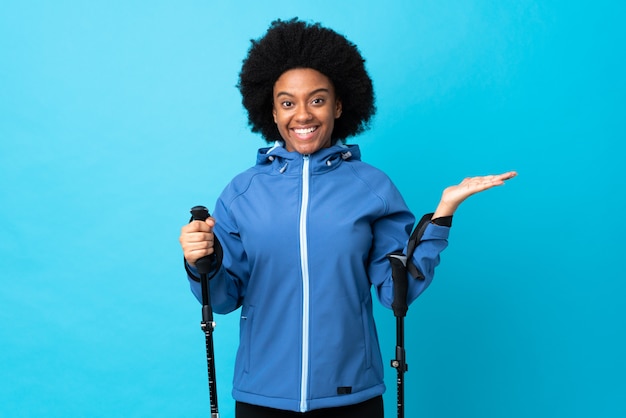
335, 99, 343, 119
272, 105, 277, 123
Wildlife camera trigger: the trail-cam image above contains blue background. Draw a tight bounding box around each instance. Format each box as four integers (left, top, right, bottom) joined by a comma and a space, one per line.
1, 1, 624, 417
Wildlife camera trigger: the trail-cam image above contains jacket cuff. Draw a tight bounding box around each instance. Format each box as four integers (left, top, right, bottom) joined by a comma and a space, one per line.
431, 215, 453, 227
184, 260, 202, 282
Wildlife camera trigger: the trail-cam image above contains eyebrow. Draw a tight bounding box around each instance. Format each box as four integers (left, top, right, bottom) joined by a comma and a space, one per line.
275, 88, 331, 98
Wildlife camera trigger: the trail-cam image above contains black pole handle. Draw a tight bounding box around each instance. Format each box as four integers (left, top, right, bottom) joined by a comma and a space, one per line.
388, 253, 409, 318
190, 205, 214, 275
190, 205, 210, 221
189, 205, 219, 416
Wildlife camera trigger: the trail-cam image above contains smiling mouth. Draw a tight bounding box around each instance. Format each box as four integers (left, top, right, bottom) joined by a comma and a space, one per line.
293, 126, 317, 135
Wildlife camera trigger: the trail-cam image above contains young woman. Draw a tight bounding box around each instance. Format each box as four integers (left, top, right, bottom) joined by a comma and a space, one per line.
179, 18, 516, 418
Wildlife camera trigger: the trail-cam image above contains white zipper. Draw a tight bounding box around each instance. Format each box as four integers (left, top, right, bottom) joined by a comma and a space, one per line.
299, 155, 311, 413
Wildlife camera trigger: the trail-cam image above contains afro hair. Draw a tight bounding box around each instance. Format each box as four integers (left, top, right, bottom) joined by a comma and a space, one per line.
238, 18, 376, 143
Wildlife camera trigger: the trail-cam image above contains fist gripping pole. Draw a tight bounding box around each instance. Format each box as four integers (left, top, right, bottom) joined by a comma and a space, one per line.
190, 205, 219, 418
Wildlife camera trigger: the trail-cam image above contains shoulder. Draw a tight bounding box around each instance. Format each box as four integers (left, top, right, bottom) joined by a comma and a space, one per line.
218, 163, 269, 205
337, 158, 409, 216
344, 158, 398, 193
333, 144, 395, 186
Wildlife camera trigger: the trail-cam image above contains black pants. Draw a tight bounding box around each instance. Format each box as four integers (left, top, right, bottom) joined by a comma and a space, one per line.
236, 395, 384, 418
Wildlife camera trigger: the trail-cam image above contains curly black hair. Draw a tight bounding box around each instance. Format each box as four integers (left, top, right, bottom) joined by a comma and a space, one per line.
238, 18, 376, 143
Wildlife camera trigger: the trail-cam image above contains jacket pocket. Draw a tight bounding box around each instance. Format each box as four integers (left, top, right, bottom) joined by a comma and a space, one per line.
238, 304, 254, 374
361, 301, 373, 370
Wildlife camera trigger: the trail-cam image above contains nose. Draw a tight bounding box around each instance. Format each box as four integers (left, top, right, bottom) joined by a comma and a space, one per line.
295, 104, 313, 122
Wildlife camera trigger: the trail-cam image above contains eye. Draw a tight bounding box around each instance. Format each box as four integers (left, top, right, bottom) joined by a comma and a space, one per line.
312, 98, 325, 105
281, 101, 293, 108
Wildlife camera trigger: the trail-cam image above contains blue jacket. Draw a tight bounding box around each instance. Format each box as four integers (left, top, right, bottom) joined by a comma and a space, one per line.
187, 143, 449, 412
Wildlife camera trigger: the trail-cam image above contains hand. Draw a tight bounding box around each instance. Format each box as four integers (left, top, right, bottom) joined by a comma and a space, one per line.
179, 218, 216, 266
433, 171, 517, 218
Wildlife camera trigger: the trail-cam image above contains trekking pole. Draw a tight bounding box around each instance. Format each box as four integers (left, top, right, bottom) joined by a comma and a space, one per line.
387, 253, 409, 418
387, 213, 433, 418
190, 205, 219, 418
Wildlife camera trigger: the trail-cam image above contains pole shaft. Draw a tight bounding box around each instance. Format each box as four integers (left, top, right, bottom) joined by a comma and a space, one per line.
396, 317, 406, 418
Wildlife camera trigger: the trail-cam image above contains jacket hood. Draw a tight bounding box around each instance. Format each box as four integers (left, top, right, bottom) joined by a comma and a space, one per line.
255, 142, 362, 175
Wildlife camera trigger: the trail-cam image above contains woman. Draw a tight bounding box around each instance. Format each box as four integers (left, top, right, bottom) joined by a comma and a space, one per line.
179, 18, 516, 418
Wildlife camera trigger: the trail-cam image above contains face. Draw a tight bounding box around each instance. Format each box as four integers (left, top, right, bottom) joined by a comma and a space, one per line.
272, 68, 342, 154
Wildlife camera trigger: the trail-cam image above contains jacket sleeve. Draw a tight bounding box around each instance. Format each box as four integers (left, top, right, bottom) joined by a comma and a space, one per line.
404, 222, 450, 302
187, 195, 249, 314
369, 188, 450, 310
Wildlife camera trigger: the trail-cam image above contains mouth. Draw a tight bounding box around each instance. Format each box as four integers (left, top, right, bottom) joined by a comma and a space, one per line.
292, 126, 318, 139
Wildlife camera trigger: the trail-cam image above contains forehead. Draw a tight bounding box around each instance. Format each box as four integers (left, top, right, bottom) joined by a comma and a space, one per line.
273, 68, 335, 95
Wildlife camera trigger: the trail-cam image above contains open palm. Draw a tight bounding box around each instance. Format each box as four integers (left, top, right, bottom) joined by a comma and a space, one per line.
433, 171, 517, 218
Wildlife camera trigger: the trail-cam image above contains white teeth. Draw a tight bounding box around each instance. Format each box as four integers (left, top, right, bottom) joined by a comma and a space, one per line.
294, 127, 317, 134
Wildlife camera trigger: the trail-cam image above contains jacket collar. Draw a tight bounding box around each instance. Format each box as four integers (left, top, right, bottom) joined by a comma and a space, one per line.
256, 141, 361, 175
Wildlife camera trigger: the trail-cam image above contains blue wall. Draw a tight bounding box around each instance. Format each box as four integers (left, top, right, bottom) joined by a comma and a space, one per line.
1, 1, 624, 417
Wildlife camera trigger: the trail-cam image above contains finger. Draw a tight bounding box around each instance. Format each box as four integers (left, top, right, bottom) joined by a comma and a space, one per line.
179, 232, 213, 254
183, 221, 211, 233
485, 171, 516, 182
461, 176, 498, 189
182, 231, 214, 245
467, 171, 516, 183
182, 237, 215, 258
185, 238, 215, 252
483, 171, 516, 186
469, 173, 513, 188
500, 171, 517, 180
185, 247, 215, 265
